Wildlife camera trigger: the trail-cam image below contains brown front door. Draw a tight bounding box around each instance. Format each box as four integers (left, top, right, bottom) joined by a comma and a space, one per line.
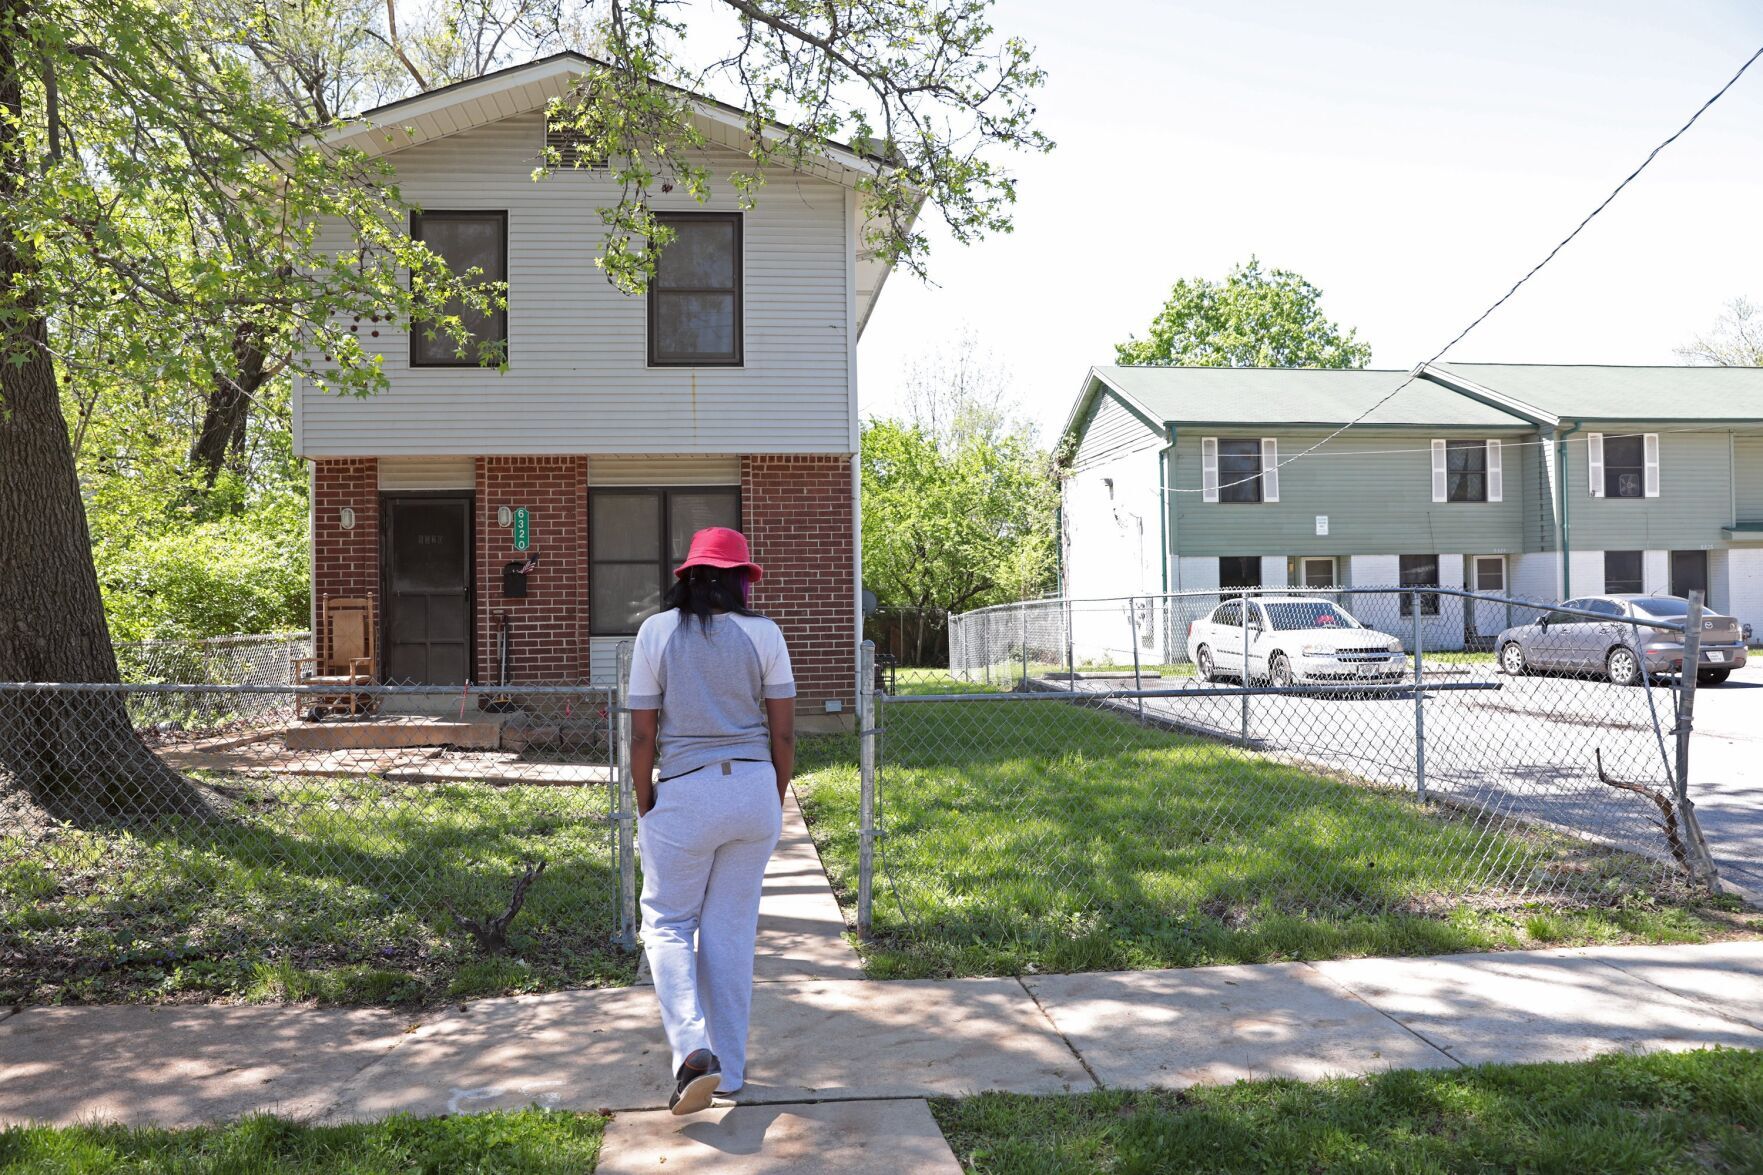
383, 495, 472, 684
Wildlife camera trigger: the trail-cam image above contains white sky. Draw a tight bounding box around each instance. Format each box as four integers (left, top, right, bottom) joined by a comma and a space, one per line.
854, 0, 1763, 439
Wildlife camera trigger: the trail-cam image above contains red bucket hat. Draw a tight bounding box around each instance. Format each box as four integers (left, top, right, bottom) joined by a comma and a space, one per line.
674, 526, 764, 582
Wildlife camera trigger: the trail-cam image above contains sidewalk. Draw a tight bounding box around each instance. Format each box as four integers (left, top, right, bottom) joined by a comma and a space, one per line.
3, 798, 1761, 1171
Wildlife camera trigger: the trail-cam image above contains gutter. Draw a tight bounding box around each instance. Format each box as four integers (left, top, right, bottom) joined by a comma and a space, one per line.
1159, 429, 1176, 592
1557, 421, 1581, 598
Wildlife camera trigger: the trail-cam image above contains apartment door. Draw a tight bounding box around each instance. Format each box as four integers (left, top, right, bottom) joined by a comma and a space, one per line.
1297, 556, 1336, 589
382, 495, 473, 684
1670, 550, 1709, 600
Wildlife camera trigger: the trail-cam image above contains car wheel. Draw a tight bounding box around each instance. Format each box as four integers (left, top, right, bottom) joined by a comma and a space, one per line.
1269, 652, 1295, 688
1606, 646, 1642, 687
1698, 669, 1731, 686
1196, 646, 1215, 683
1500, 642, 1527, 677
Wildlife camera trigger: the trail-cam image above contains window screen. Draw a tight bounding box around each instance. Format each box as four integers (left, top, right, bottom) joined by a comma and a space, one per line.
590, 488, 741, 634
1218, 555, 1261, 590
1399, 554, 1440, 616
1446, 440, 1487, 502
410, 211, 507, 367
1604, 435, 1644, 499
649, 213, 742, 366
1604, 550, 1643, 594
1216, 440, 1262, 503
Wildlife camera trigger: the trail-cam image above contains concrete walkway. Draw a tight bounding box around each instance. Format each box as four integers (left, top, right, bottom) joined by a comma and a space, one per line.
4, 806, 1762, 1172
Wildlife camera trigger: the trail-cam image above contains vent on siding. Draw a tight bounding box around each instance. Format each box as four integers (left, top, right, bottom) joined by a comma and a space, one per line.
545, 124, 605, 170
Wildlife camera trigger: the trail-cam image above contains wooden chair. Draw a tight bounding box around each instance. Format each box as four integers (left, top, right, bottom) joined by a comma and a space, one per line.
293, 595, 379, 718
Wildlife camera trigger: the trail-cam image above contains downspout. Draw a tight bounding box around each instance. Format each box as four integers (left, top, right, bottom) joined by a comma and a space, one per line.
1557, 421, 1581, 598
1162, 426, 1178, 591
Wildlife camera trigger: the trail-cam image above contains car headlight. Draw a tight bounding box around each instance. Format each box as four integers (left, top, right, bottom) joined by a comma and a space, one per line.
1299, 643, 1330, 656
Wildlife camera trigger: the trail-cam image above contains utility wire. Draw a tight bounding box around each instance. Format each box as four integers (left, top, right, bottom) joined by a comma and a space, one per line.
1168, 42, 1763, 496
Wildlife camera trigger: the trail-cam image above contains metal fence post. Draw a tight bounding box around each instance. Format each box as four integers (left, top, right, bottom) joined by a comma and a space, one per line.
1128, 596, 1145, 719
615, 641, 638, 952
858, 640, 877, 939
1239, 591, 1250, 748
1674, 592, 1723, 891
1020, 603, 1030, 688
1412, 589, 1427, 803
1065, 595, 1076, 691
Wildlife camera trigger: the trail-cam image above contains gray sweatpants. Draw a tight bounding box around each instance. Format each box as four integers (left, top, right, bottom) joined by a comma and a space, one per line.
638, 759, 782, 1091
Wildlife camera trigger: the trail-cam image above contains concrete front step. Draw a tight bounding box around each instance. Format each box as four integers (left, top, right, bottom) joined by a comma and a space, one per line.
283, 716, 505, 751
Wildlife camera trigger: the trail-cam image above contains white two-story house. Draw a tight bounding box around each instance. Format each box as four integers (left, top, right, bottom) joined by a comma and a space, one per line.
294, 54, 899, 721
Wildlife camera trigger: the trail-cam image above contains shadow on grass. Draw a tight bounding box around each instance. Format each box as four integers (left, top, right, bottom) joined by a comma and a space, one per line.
796, 698, 1724, 980
0, 774, 634, 1005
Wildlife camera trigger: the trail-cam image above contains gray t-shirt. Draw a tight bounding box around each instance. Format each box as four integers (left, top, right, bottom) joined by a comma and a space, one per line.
627, 609, 796, 781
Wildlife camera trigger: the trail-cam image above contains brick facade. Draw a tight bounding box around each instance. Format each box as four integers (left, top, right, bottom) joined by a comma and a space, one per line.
742, 455, 857, 719
311, 453, 855, 699
311, 458, 380, 619
475, 457, 589, 683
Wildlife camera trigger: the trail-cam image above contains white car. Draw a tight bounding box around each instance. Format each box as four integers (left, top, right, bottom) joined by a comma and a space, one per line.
1187, 596, 1409, 686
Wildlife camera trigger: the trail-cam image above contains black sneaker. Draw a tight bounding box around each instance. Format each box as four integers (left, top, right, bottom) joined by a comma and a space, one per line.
669, 1049, 722, 1116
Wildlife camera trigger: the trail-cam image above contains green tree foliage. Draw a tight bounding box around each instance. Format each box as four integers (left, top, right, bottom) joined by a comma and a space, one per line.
1115, 257, 1372, 369
862, 341, 1059, 616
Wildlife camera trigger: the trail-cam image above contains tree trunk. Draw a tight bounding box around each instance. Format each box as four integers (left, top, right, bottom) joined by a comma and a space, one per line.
191, 322, 269, 488
0, 8, 208, 822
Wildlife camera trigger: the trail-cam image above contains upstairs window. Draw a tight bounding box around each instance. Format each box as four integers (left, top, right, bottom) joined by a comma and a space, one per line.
1446, 440, 1486, 502
1604, 435, 1645, 499
649, 212, 743, 366
410, 211, 507, 367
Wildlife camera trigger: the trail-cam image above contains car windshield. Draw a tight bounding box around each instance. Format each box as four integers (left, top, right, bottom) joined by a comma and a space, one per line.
1264, 601, 1360, 631
1630, 598, 1689, 620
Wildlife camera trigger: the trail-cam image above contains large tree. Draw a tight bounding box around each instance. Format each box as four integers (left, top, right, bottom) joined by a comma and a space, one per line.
862, 338, 1060, 632
1115, 256, 1371, 369
1, 0, 1049, 817
1677, 296, 1763, 367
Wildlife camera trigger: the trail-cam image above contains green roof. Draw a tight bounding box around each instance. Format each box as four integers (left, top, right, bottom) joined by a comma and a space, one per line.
1437, 363, 1763, 422
1088, 366, 1532, 429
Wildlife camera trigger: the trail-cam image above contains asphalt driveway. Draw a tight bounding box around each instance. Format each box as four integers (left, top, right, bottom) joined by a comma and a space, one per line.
1061, 657, 1763, 899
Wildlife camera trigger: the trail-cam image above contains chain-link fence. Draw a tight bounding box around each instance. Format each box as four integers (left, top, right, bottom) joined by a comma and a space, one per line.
115, 631, 314, 686
862, 589, 1726, 958
0, 678, 630, 1004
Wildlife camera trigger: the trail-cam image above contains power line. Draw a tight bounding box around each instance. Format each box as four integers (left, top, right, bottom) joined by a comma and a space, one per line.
1166, 42, 1763, 496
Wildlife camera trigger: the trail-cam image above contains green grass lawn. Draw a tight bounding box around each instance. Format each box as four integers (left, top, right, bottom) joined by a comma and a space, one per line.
0, 777, 634, 1006
796, 695, 1747, 980
0, 1109, 604, 1174
932, 1048, 1763, 1174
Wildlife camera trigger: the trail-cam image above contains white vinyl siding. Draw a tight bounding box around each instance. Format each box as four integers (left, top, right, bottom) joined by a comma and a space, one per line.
296, 112, 851, 457
1587, 432, 1605, 497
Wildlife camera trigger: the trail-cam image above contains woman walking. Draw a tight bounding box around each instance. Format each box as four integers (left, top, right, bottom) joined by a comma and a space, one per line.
626, 526, 795, 1115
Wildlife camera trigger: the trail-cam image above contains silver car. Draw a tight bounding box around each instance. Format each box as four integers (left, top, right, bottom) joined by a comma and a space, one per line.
1496, 594, 1749, 686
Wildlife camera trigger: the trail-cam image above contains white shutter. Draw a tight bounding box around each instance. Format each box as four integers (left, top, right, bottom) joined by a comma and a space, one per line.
1260, 438, 1279, 503
1201, 437, 1219, 503
1430, 439, 1448, 503
1643, 433, 1660, 498
1587, 433, 1605, 497
1486, 439, 1503, 503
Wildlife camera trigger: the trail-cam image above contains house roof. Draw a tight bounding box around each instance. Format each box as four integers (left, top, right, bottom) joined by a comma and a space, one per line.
321, 52, 909, 335
1431, 362, 1763, 423
1067, 366, 1535, 441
